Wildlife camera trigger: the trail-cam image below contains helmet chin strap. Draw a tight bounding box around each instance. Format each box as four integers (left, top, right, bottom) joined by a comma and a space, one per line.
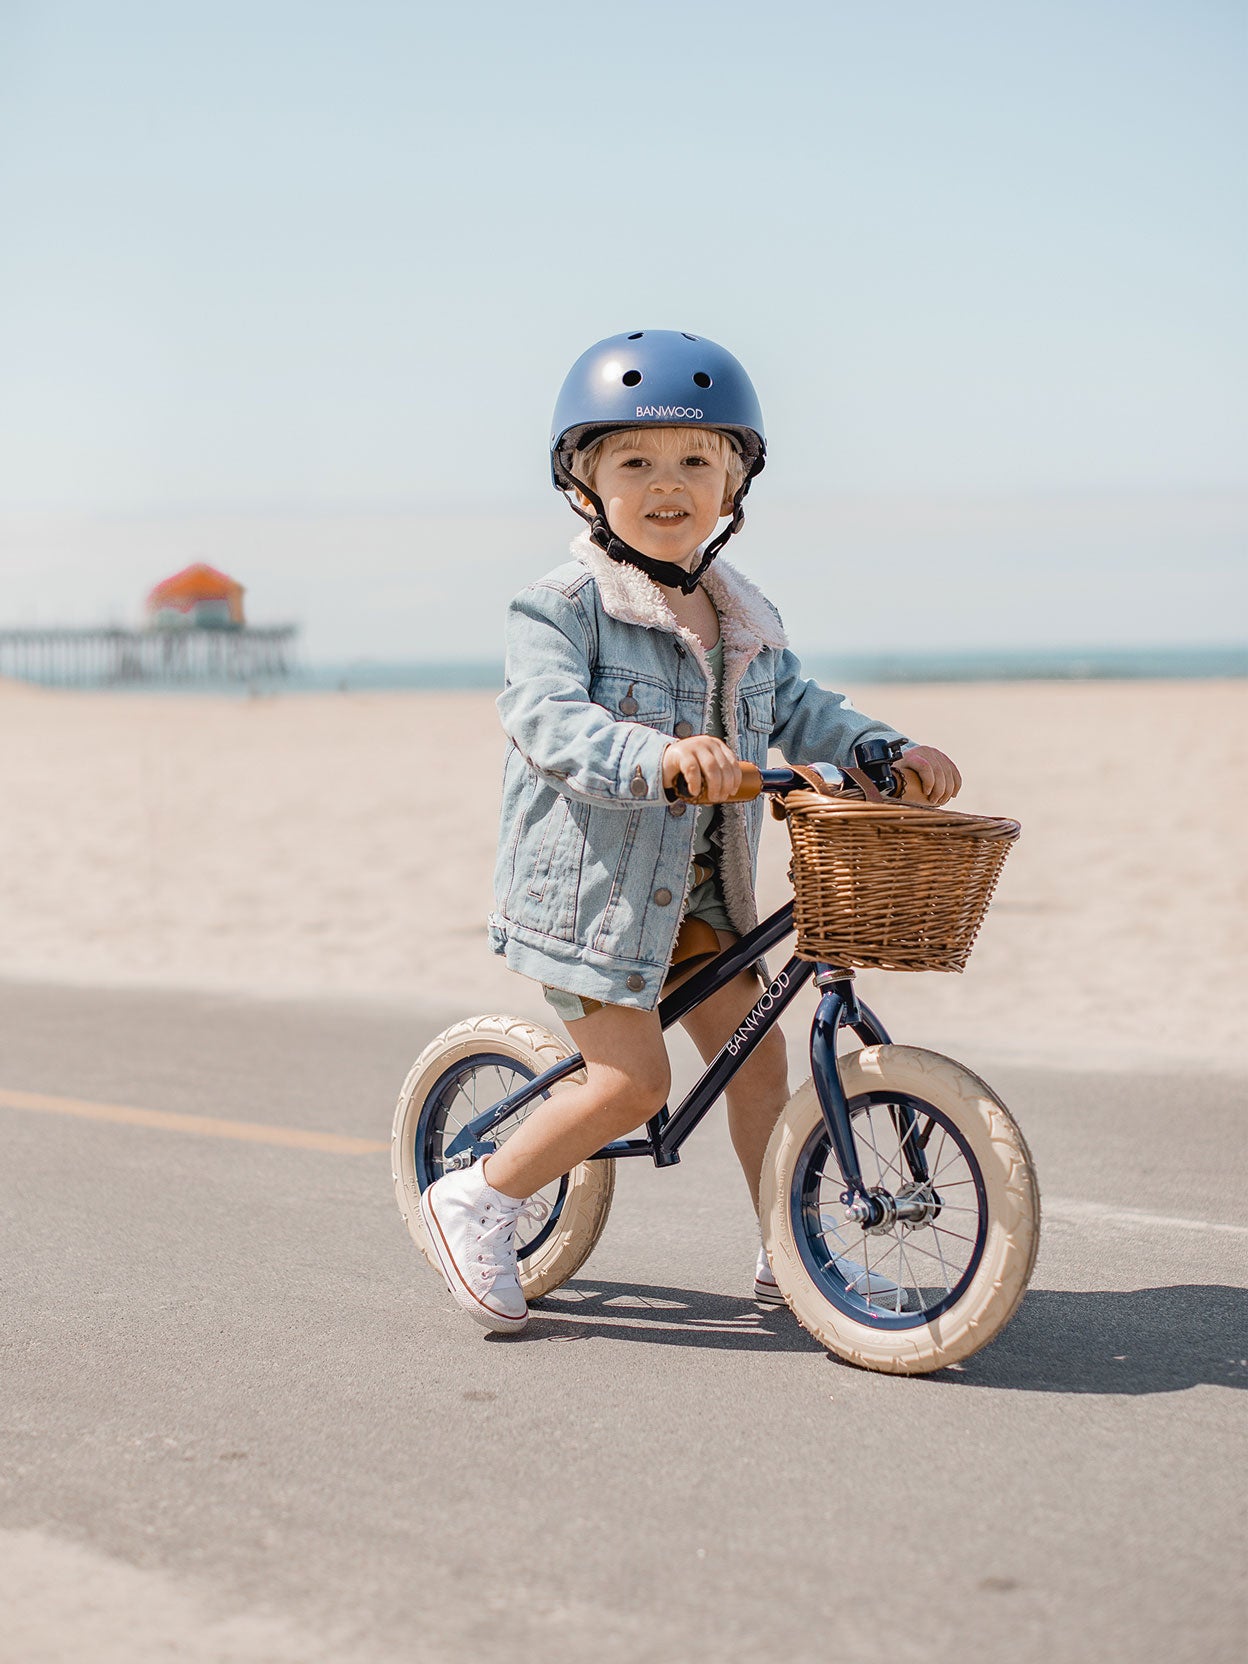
569, 484, 748, 596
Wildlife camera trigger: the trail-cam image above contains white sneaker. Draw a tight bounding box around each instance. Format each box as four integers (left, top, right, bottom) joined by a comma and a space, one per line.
419, 1161, 548, 1334
757, 1223, 906, 1306
818, 1210, 905, 1304
839, 1262, 905, 1301
754, 1241, 785, 1305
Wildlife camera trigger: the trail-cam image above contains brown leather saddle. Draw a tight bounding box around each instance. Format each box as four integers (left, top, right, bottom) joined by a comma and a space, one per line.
664, 914, 722, 981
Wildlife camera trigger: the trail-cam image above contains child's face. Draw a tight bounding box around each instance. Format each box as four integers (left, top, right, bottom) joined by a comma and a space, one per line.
589, 429, 734, 567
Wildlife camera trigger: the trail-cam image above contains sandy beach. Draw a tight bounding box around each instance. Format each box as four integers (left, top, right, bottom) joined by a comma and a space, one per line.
2, 676, 1244, 1072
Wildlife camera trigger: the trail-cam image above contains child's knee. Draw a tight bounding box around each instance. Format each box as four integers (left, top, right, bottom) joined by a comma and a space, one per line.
588, 1053, 671, 1119
624, 1054, 672, 1116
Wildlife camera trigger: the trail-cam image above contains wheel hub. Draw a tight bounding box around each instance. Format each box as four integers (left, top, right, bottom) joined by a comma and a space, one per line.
843, 1181, 942, 1234
894, 1180, 942, 1231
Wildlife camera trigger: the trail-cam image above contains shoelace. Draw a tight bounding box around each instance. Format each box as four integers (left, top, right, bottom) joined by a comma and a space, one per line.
470, 1194, 551, 1288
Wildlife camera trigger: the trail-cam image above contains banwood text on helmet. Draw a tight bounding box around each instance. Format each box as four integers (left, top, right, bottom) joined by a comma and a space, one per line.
550, 330, 766, 594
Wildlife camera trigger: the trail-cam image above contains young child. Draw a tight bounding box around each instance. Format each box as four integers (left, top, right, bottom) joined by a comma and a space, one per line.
420, 330, 961, 1331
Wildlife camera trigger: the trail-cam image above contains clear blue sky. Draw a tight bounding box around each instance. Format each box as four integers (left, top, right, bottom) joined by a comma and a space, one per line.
1, 1, 1243, 658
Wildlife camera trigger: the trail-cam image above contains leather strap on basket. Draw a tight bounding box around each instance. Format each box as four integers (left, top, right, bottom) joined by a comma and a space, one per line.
771, 762, 888, 818
839, 766, 888, 802
771, 762, 903, 818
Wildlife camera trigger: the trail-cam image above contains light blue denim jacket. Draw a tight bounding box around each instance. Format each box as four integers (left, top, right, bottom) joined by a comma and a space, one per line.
488, 534, 908, 1009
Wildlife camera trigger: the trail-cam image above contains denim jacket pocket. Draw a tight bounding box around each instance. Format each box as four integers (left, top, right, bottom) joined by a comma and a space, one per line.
525, 793, 588, 929
590, 671, 675, 733
526, 794, 571, 902
742, 689, 776, 734
740, 688, 776, 766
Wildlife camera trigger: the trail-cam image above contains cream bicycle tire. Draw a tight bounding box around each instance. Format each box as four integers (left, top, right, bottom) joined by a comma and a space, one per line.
760, 1045, 1039, 1374
392, 1014, 615, 1300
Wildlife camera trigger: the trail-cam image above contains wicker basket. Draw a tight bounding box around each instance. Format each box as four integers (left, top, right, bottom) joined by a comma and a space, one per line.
782, 791, 1021, 972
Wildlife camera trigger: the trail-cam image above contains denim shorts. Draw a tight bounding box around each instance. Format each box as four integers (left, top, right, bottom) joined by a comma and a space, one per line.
543, 873, 734, 1024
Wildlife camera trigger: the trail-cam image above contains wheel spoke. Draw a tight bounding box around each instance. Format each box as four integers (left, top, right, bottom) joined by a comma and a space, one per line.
930, 1126, 949, 1180
793, 1090, 993, 1327
931, 1151, 971, 1186
854, 1234, 901, 1268
896, 1233, 964, 1272
857, 1109, 906, 1188
894, 1237, 919, 1311
865, 1114, 886, 1191
926, 1224, 976, 1247
929, 1221, 955, 1293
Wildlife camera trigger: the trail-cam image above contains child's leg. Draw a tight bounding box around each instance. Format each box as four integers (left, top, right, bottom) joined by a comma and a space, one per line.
674, 930, 789, 1211
482, 1003, 671, 1200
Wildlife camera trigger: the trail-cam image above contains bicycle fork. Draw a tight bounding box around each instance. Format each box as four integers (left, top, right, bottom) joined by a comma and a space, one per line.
810, 968, 934, 1226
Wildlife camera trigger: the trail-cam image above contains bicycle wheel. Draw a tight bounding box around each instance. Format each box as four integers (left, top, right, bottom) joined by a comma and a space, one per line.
760, 1045, 1039, 1374
392, 1014, 615, 1300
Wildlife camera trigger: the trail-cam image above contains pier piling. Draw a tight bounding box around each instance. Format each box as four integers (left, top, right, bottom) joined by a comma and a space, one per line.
0, 626, 298, 687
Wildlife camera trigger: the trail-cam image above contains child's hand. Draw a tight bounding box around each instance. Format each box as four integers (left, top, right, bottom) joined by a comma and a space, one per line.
895, 746, 961, 806
662, 736, 743, 803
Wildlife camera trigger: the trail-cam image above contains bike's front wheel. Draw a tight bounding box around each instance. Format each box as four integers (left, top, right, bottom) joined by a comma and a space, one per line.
392, 1015, 615, 1300
760, 1045, 1039, 1374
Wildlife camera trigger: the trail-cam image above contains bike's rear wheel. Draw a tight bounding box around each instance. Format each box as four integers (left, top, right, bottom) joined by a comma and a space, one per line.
392, 1015, 615, 1300
761, 1045, 1039, 1374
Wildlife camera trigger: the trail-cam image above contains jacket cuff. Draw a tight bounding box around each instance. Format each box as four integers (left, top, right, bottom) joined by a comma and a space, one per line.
620, 728, 670, 803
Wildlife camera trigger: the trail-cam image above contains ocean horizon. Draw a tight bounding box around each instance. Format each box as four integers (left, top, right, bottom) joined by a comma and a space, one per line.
9, 639, 1242, 693
295, 642, 1248, 693
190, 635, 1248, 688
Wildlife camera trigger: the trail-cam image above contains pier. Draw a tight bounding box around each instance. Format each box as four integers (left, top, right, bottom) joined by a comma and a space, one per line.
0, 625, 298, 687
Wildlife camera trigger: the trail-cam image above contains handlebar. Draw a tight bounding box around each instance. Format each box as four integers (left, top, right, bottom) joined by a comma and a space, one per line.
672, 738, 907, 806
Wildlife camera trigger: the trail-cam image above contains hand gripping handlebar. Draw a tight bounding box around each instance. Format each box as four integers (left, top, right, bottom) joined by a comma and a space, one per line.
672, 738, 907, 806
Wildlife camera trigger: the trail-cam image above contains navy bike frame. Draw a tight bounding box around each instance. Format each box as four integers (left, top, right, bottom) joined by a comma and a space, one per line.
442, 903, 934, 1207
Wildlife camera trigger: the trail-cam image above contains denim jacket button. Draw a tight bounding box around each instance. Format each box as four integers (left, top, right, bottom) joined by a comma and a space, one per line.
629, 775, 648, 798
620, 697, 639, 716
668, 800, 687, 817
673, 720, 694, 739
626, 973, 645, 992
654, 888, 672, 906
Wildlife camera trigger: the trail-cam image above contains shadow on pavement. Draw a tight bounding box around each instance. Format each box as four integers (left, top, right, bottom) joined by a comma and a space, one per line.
524, 1278, 822, 1352
527, 1279, 1248, 1389
925, 1284, 1248, 1394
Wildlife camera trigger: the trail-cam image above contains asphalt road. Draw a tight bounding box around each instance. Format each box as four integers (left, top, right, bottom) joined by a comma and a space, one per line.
2, 979, 1245, 1664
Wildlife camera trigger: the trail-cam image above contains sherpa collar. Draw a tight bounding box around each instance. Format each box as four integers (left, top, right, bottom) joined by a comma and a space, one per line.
570, 532, 788, 660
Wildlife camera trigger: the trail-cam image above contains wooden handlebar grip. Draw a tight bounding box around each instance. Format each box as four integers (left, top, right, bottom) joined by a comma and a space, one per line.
732, 763, 764, 801
673, 762, 763, 805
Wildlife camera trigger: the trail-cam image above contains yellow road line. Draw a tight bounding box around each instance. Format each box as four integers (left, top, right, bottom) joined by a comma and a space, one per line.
0, 1086, 388, 1155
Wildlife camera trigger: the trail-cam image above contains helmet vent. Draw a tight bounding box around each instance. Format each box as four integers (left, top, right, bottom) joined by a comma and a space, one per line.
692, 372, 712, 389
627, 332, 644, 340
622, 369, 643, 387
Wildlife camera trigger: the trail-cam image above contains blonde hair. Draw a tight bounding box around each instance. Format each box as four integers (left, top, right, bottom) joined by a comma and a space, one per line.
572, 426, 746, 497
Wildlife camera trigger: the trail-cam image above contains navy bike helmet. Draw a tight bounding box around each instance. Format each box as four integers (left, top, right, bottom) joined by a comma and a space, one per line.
550, 330, 766, 594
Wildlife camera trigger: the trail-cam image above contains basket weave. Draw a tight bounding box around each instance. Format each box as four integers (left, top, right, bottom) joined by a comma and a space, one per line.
782, 791, 1020, 972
